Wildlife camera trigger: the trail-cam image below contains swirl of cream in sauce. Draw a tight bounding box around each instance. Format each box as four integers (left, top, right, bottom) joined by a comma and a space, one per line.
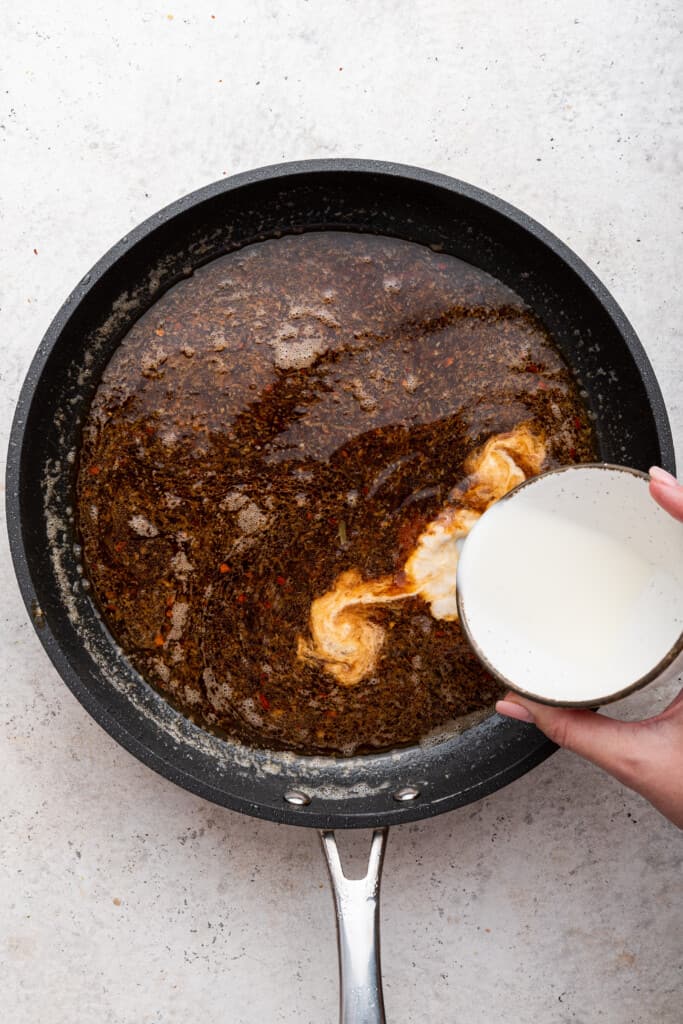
296, 423, 546, 686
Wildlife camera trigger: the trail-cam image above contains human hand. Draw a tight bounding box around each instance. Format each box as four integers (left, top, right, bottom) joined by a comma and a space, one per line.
648, 465, 683, 521
496, 466, 683, 829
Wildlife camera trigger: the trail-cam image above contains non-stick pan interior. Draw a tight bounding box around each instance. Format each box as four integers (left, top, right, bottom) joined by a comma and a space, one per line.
7, 161, 674, 828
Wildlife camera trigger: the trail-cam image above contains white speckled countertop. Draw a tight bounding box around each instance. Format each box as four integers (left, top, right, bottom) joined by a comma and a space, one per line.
2, 3, 681, 1022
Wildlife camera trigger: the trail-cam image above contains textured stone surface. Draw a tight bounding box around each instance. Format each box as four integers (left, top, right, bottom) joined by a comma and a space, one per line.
1, 2, 681, 1022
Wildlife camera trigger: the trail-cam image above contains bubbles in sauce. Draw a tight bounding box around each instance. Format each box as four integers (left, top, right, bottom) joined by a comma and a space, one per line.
77, 232, 596, 755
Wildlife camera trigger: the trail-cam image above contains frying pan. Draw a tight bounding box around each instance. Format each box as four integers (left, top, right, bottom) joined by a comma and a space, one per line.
6, 160, 675, 1023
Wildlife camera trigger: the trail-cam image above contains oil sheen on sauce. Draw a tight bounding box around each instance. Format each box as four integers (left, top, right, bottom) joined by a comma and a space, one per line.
76, 231, 596, 755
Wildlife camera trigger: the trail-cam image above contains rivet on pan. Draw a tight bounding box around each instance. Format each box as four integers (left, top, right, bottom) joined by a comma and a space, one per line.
393, 786, 420, 802
284, 790, 312, 807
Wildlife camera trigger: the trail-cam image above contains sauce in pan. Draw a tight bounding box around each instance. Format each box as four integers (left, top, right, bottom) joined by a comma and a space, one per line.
77, 232, 596, 755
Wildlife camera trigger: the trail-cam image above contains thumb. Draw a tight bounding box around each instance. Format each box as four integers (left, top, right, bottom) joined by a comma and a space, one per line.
648, 468, 683, 522
496, 694, 641, 787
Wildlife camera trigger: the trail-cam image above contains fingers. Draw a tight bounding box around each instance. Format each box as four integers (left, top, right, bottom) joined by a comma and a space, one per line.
649, 466, 683, 522
496, 695, 643, 787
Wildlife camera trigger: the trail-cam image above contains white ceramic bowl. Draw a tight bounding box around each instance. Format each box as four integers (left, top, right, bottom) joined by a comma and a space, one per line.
456, 464, 683, 707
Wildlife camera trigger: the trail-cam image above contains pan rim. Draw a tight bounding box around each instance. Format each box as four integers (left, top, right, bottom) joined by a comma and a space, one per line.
6, 158, 675, 827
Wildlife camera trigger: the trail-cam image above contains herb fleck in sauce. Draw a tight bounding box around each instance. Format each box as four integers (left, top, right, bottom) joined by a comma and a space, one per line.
77, 232, 596, 755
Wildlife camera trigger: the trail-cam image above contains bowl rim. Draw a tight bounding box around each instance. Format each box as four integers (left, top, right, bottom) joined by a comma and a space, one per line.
456, 462, 683, 708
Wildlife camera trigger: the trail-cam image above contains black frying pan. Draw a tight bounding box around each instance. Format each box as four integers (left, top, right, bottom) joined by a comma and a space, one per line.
6, 160, 674, 1023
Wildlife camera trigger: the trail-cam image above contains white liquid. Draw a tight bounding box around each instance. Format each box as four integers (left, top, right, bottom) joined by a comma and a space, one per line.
457, 468, 683, 703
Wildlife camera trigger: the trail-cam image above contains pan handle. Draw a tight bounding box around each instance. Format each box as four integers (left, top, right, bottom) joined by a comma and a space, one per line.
320, 828, 389, 1024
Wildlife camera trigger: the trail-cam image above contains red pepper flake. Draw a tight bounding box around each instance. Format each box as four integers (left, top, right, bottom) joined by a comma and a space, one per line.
537, 381, 547, 390
573, 416, 582, 430
88, 465, 101, 475
276, 575, 287, 587
326, 709, 338, 718
525, 362, 540, 373
441, 356, 455, 368
114, 540, 125, 552
569, 447, 577, 460
328, 517, 338, 526
262, 600, 272, 610
219, 562, 230, 573
154, 327, 165, 337
236, 594, 246, 603
263, 383, 273, 392
166, 594, 175, 608
153, 632, 164, 647
257, 691, 270, 711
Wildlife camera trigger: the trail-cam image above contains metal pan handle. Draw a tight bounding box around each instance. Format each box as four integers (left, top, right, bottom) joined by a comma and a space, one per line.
320, 828, 389, 1024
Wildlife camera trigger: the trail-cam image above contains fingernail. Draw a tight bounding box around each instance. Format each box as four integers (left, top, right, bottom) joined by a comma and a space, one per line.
496, 699, 535, 723
649, 466, 678, 488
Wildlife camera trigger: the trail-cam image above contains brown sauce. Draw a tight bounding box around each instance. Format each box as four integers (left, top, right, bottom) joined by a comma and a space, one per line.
77, 232, 596, 755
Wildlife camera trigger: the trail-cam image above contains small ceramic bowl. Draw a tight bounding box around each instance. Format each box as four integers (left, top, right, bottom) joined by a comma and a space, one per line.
456, 464, 683, 707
